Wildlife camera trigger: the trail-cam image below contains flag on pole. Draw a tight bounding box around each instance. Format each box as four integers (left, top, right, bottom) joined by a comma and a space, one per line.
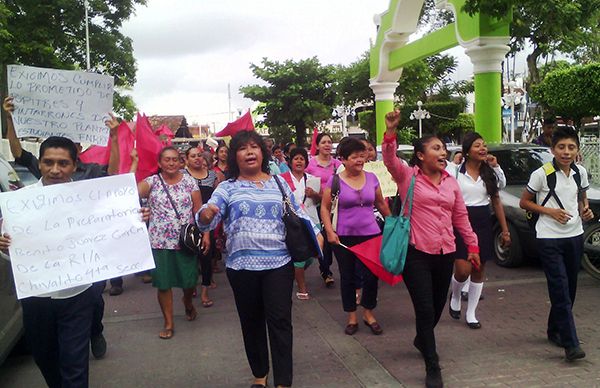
346, 236, 403, 286
79, 142, 110, 165
155, 124, 175, 146
135, 113, 163, 182
309, 127, 319, 156
117, 121, 135, 174
215, 110, 254, 137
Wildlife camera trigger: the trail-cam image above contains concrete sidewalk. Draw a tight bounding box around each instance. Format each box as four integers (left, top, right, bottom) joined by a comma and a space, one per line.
1, 261, 599, 387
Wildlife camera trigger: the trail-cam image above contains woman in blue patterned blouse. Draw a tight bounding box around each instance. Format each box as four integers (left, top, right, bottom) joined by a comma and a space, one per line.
197, 131, 318, 388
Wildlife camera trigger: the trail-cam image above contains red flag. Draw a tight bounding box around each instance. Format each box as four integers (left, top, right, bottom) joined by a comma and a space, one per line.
135, 113, 163, 182
215, 110, 254, 137
155, 124, 174, 146
309, 127, 319, 156
347, 236, 403, 286
79, 142, 110, 165
117, 121, 135, 174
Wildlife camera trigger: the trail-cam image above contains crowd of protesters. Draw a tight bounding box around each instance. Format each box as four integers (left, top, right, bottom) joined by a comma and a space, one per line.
0, 95, 592, 388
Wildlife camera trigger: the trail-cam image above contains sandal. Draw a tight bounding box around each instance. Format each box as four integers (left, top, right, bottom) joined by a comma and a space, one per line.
296, 292, 310, 300
159, 328, 174, 339
202, 299, 214, 308
185, 306, 198, 321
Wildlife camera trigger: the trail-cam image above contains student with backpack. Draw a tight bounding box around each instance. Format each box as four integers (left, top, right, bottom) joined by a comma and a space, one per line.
519, 126, 594, 362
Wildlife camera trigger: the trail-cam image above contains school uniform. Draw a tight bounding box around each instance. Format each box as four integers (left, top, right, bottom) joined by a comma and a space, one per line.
526, 161, 589, 349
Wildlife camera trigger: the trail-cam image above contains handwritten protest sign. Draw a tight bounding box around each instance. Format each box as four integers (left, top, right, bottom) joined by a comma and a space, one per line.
0, 174, 154, 299
363, 161, 397, 198
7, 64, 114, 146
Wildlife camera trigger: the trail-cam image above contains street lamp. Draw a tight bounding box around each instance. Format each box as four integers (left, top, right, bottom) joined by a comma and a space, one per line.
502, 81, 522, 143
409, 101, 430, 138
332, 104, 355, 138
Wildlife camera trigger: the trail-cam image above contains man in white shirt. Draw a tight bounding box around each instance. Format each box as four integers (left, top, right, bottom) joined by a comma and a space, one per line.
0, 137, 94, 388
520, 126, 594, 362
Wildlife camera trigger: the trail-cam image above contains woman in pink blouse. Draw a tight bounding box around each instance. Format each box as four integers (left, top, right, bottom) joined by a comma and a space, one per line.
382, 111, 480, 388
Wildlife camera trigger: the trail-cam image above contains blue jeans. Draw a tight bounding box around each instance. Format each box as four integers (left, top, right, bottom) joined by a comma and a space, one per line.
538, 235, 583, 348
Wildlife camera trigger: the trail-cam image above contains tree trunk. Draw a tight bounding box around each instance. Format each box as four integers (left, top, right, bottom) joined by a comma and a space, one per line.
526, 46, 543, 93
295, 122, 307, 147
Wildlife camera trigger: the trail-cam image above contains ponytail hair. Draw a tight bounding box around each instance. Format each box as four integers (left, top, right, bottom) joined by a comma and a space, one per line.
409, 135, 442, 167
462, 132, 498, 197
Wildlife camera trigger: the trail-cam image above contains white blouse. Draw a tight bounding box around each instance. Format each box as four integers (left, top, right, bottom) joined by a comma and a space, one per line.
455, 164, 506, 206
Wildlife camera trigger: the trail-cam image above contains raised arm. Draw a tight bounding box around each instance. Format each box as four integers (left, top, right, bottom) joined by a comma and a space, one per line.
2, 97, 23, 159
382, 110, 410, 183
105, 114, 120, 175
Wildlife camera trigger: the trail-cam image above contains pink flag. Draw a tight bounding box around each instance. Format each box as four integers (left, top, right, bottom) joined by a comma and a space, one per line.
117, 121, 135, 174
309, 127, 319, 156
79, 142, 110, 165
215, 110, 254, 137
155, 124, 175, 146
347, 236, 403, 286
135, 113, 163, 182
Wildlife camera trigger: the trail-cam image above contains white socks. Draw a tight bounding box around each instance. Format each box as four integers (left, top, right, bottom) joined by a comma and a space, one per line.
466, 282, 483, 324
450, 275, 466, 311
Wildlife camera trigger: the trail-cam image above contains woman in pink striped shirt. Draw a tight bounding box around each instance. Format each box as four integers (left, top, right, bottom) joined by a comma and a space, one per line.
382, 110, 480, 388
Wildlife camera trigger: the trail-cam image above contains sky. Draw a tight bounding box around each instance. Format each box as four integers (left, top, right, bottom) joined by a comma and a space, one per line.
120, 0, 528, 131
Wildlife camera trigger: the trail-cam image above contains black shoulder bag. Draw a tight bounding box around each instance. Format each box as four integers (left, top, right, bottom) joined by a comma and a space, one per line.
157, 174, 202, 255
273, 176, 321, 262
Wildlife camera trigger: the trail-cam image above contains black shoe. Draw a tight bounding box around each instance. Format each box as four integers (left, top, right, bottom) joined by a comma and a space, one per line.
344, 323, 358, 335
91, 334, 107, 359
250, 385, 267, 388
547, 332, 563, 347
466, 321, 481, 329
565, 346, 585, 362
448, 302, 460, 320
425, 364, 443, 388
324, 275, 335, 288
109, 286, 123, 296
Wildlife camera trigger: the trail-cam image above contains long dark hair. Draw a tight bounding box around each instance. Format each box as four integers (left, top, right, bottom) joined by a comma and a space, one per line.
409, 135, 442, 167
462, 132, 498, 197
227, 131, 270, 179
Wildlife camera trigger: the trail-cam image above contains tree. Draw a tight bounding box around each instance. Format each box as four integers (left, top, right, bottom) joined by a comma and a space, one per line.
0, 0, 145, 118
240, 57, 337, 146
333, 51, 372, 106
531, 63, 600, 124
463, 0, 600, 87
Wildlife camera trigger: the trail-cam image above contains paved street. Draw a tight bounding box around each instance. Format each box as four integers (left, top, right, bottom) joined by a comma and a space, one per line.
1, 260, 599, 388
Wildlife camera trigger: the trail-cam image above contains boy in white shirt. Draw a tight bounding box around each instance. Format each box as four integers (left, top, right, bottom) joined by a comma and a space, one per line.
520, 126, 594, 362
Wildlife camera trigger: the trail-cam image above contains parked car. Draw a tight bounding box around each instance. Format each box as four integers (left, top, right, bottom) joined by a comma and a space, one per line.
490, 144, 600, 280
0, 157, 24, 365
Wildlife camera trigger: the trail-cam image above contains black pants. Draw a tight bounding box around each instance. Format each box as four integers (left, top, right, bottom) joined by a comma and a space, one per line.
538, 235, 583, 348
227, 262, 294, 387
198, 251, 213, 287
319, 238, 333, 278
91, 281, 106, 338
21, 286, 95, 388
402, 246, 454, 362
332, 235, 379, 312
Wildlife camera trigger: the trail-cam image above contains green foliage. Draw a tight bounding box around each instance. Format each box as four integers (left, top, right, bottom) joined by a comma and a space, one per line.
532, 63, 600, 123
398, 100, 466, 135
358, 110, 376, 141
113, 93, 137, 121
334, 51, 372, 105
438, 113, 475, 138
397, 127, 418, 145
268, 125, 295, 146
240, 57, 336, 146
463, 0, 600, 85
1, 0, 145, 119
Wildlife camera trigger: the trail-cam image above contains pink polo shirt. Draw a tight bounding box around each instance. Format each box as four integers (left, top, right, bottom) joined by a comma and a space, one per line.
381, 134, 478, 255
306, 157, 342, 187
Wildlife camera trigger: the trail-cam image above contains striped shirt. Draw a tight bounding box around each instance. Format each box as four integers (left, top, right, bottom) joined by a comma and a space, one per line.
197, 176, 317, 271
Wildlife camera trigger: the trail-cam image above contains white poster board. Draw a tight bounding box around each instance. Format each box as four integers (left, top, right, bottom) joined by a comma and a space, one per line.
7, 64, 114, 146
362, 161, 397, 198
0, 174, 154, 299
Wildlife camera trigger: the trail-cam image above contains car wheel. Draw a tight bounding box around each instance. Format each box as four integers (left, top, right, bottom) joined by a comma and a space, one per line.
582, 222, 600, 280
493, 223, 523, 267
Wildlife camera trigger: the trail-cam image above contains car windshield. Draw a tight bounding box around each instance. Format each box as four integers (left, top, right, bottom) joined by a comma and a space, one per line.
494, 148, 554, 185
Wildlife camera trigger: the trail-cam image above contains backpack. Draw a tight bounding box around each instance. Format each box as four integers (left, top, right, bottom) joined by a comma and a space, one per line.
526, 161, 582, 230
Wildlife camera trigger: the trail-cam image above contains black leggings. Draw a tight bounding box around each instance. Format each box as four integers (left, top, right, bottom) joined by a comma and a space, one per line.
331, 235, 379, 312
402, 246, 454, 362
